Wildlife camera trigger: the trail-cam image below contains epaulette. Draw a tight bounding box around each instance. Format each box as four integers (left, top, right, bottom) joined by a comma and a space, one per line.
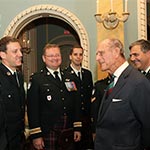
29, 72, 35, 80
29, 71, 42, 80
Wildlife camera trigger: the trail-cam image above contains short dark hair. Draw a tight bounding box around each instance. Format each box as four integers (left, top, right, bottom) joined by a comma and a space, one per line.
69, 44, 83, 55
129, 39, 150, 53
0, 36, 21, 52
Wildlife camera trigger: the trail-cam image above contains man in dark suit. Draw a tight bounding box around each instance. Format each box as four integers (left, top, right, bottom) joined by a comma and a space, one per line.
64, 45, 94, 150
27, 44, 82, 150
129, 39, 150, 80
95, 38, 150, 150
0, 36, 25, 150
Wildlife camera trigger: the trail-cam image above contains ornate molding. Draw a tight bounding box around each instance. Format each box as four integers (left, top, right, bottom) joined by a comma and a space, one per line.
4, 4, 90, 68
137, 0, 147, 39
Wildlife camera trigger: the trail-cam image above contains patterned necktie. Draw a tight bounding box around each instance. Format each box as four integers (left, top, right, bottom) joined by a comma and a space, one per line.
53, 71, 61, 83
107, 75, 115, 95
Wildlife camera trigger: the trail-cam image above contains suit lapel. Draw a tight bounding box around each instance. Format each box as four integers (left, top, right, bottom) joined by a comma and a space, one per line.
98, 65, 132, 123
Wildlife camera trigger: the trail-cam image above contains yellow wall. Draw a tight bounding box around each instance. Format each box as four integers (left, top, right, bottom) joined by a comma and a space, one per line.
96, 0, 124, 80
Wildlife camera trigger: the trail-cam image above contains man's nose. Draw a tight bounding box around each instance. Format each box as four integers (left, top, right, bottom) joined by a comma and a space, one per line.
130, 55, 135, 61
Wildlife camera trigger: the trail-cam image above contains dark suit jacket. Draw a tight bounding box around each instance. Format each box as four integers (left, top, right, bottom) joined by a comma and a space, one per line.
27, 67, 81, 139
64, 66, 93, 117
95, 65, 150, 150
0, 63, 25, 145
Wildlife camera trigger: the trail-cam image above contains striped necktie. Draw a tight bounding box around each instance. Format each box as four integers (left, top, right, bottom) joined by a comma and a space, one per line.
107, 75, 115, 95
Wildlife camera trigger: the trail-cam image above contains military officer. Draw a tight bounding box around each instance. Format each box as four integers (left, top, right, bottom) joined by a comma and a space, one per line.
0, 36, 25, 150
27, 44, 82, 150
64, 45, 94, 150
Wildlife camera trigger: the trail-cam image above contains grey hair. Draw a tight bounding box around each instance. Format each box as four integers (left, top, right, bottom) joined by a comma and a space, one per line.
107, 38, 125, 58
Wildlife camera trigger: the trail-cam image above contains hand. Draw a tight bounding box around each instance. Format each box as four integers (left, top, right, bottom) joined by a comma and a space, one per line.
74, 131, 81, 142
33, 137, 45, 150
92, 133, 96, 141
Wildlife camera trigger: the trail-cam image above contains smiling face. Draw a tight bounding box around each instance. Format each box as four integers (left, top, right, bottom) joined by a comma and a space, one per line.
0, 41, 23, 71
69, 47, 83, 68
42, 46, 62, 70
130, 45, 150, 70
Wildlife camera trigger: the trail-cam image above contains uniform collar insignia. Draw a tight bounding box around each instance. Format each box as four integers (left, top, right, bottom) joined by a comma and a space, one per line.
47, 72, 50, 75
71, 70, 74, 74
7, 72, 11, 76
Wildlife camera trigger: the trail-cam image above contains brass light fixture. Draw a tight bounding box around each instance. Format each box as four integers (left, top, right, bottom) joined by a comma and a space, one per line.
95, 0, 130, 30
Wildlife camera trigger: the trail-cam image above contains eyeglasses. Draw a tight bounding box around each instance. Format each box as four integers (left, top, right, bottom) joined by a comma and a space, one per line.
44, 54, 61, 58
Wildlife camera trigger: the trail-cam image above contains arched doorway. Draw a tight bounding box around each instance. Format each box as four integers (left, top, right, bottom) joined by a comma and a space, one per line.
4, 4, 90, 85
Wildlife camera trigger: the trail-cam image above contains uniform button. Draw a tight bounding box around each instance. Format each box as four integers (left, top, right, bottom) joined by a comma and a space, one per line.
81, 94, 84, 97
81, 86, 83, 89
64, 113, 67, 116
47, 89, 50, 92
8, 95, 11, 98
81, 102, 84, 104
82, 107, 84, 110
62, 98, 65, 101
64, 107, 66, 109
60, 89, 63, 92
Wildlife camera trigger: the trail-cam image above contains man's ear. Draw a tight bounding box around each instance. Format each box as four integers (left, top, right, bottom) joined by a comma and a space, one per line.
0, 51, 6, 59
69, 55, 72, 60
42, 55, 45, 63
147, 50, 150, 56
113, 47, 120, 58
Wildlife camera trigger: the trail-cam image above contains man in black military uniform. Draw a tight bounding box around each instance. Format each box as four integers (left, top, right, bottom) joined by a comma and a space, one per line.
64, 45, 93, 150
129, 39, 150, 80
27, 44, 82, 150
0, 36, 25, 150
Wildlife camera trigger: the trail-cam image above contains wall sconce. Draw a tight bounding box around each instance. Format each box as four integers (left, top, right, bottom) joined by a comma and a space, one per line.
22, 39, 31, 54
95, 0, 130, 30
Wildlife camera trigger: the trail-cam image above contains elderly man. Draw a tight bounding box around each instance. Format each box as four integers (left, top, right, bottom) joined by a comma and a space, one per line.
95, 38, 150, 150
